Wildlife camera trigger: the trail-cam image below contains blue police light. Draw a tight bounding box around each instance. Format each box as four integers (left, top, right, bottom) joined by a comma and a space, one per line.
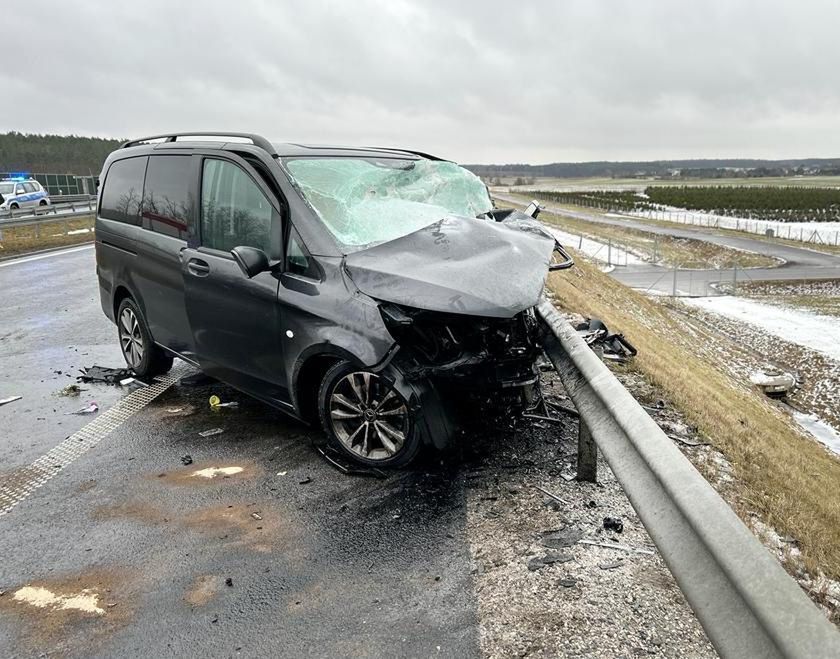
8, 172, 30, 181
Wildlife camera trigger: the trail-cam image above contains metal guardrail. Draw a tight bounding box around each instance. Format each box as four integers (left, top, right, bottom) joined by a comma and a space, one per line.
0, 198, 96, 223
537, 299, 840, 659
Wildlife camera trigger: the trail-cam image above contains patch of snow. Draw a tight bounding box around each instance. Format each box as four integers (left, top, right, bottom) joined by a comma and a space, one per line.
793, 412, 840, 455
683, 296, 840, 362
541, 224, 646, 268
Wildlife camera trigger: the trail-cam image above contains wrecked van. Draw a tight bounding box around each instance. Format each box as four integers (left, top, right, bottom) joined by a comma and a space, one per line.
95, 133, 571, 466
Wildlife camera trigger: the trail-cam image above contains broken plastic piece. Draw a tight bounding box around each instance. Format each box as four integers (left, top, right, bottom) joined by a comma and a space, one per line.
574, 318, 637, 362
198, 427, 224, 437
209, 395, 239, 409
78, 365, 133, 385
65, 401, 98, 415
603, 517, 624, 534
181, 455, 193, 465
578, 539, 655, 555
0, 395, 22, 406
57, 384, 84, 397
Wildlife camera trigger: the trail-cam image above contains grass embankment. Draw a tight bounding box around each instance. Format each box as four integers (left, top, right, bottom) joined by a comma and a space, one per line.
497, 193, 780, 268
500, 190, 840, 257
546, 254, 840, 580
0, 214, 95, 257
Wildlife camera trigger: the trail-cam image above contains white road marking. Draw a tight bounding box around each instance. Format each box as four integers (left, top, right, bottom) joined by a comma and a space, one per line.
13, 585, 105, 614
192, 466, 243, 478
0, 369, 181, 517
0, 244, 94, 268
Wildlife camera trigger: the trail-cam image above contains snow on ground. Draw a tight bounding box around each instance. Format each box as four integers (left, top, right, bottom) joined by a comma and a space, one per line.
540, 223, 645, 268
793, 412, 840, 456
612, 209, 840, 246
683, 296, 840, 363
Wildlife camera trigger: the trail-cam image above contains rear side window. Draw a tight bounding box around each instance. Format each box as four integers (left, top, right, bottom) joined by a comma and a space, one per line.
142, 156, 193, 239
100, 157, 147, 225
23, 182, 37, 193
200, 159, 272, 253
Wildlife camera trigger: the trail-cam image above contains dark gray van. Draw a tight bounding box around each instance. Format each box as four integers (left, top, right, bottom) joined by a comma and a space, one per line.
95, 132, 571, 466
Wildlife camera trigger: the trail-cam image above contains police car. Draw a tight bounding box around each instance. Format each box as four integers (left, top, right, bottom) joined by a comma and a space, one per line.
0, 178, 51, 212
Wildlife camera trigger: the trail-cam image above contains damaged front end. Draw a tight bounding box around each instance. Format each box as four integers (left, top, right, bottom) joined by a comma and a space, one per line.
379, 302, 545, 426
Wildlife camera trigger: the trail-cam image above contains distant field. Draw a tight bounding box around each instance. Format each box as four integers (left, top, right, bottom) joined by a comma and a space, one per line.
500, 175, 840, 191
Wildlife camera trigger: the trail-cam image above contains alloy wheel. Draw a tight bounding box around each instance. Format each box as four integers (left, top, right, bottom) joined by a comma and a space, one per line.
329, 371, 410, 461
119, 307, 144, 369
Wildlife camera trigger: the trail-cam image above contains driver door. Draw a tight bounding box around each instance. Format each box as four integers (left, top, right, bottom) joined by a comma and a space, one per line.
180, 154, 289, 404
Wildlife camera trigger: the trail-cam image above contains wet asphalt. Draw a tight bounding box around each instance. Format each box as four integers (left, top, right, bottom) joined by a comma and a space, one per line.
0, 246, 481, 658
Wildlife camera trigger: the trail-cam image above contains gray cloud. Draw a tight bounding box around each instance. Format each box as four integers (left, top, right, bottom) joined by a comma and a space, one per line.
2, 0, 839, 163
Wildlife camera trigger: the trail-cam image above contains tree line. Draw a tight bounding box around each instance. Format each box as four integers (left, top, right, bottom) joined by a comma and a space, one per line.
530, 187, 840, 223
0, 131, 124, 174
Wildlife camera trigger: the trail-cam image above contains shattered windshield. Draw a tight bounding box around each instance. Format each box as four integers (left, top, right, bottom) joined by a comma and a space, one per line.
282, 156, 492, 251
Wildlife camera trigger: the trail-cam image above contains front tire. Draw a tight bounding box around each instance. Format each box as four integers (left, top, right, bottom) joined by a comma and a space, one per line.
116, 297, 173, 378
318, 361, 422, 468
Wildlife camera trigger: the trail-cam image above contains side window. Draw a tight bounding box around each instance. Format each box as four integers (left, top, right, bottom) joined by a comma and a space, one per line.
200, 159, 272, 253
15, 184, 25, 195
287, 228, 318, 278
23, 182, 36, 193
142, 156, 193, 239
100, 157, 147, 225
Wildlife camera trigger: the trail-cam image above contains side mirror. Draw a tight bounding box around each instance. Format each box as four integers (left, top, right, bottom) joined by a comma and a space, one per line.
231, 246, 271, 278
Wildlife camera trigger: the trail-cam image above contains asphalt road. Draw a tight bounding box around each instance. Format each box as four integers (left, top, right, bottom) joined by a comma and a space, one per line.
496, 194, 840, 295
0, 247, 480, 658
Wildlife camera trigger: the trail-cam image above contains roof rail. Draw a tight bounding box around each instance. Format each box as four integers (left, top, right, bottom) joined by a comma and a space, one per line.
121, 132, 275, 154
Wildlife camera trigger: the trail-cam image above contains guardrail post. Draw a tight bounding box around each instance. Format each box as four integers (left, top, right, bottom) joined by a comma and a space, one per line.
577, 419, 597, 482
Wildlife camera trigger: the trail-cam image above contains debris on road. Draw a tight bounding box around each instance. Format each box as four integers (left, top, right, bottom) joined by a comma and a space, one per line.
541, 552, 574, 565
77, 365, 133, 385
181, 455, 193, 466
298, 476, 313, 485
209, 395, 239, 409
119, 377, 146, 388
558, 577, 577, 588
532, 484, 570, 506
250, 512, 262, 521
541, 527, 583, 549
579, 539, 656, 556
57, 384, 84, 397
0, 395, 22, 406
603, 517, 624, 534
574, 317, 637, 362
64, 400, 98, 415
598, 560, 624, 570
750, 366, 796, 398
198, 428, 224, 438
225, 578, 233, 587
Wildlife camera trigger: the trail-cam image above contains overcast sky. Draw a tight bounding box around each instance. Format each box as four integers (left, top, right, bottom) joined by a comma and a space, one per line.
2, 1, 839, 164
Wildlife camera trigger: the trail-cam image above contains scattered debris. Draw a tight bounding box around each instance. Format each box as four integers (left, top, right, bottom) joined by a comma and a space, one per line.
250, 512, 262, 521
181, 455, 193, 466
209, 395, 239, 409
750, 366, 796, 398
541, 552, 573, 565
532, 484, 569, 506
77, 365, 133, 385
598, 560, 624, 570
558, 577, 577, 588
579, 539, 655, 556
57, 384, 84, 397
64, 401, 99, 415
166, 407, 185, 414
541, 527, 583, 549
527, 557, 546, 571
276, 471, 287, 477
574, 317, 637, 362
225, 578, 233, 587
0, 395, 22, 406
313, 444, 387, 478
119, 377, 146, 388
198, 428, 224, 438
298, 476, 313, 485
603, 517, 624, 534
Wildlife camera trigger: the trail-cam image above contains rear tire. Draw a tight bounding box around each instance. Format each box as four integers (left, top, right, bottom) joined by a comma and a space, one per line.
318, 360, 422, 468
116, 297, 174, 378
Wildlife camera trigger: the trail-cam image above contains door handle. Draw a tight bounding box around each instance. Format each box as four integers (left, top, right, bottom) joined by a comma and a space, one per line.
187, 258, 210, 276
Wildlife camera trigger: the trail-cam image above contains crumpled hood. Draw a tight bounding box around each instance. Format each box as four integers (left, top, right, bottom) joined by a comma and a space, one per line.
343, 216, 555, 318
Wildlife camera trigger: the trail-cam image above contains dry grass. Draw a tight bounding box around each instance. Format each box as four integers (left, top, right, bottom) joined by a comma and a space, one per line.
0, 215, 95, 256
733, 279, 840, 318
497, 194, 780, 268
546, 254, 840, 579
